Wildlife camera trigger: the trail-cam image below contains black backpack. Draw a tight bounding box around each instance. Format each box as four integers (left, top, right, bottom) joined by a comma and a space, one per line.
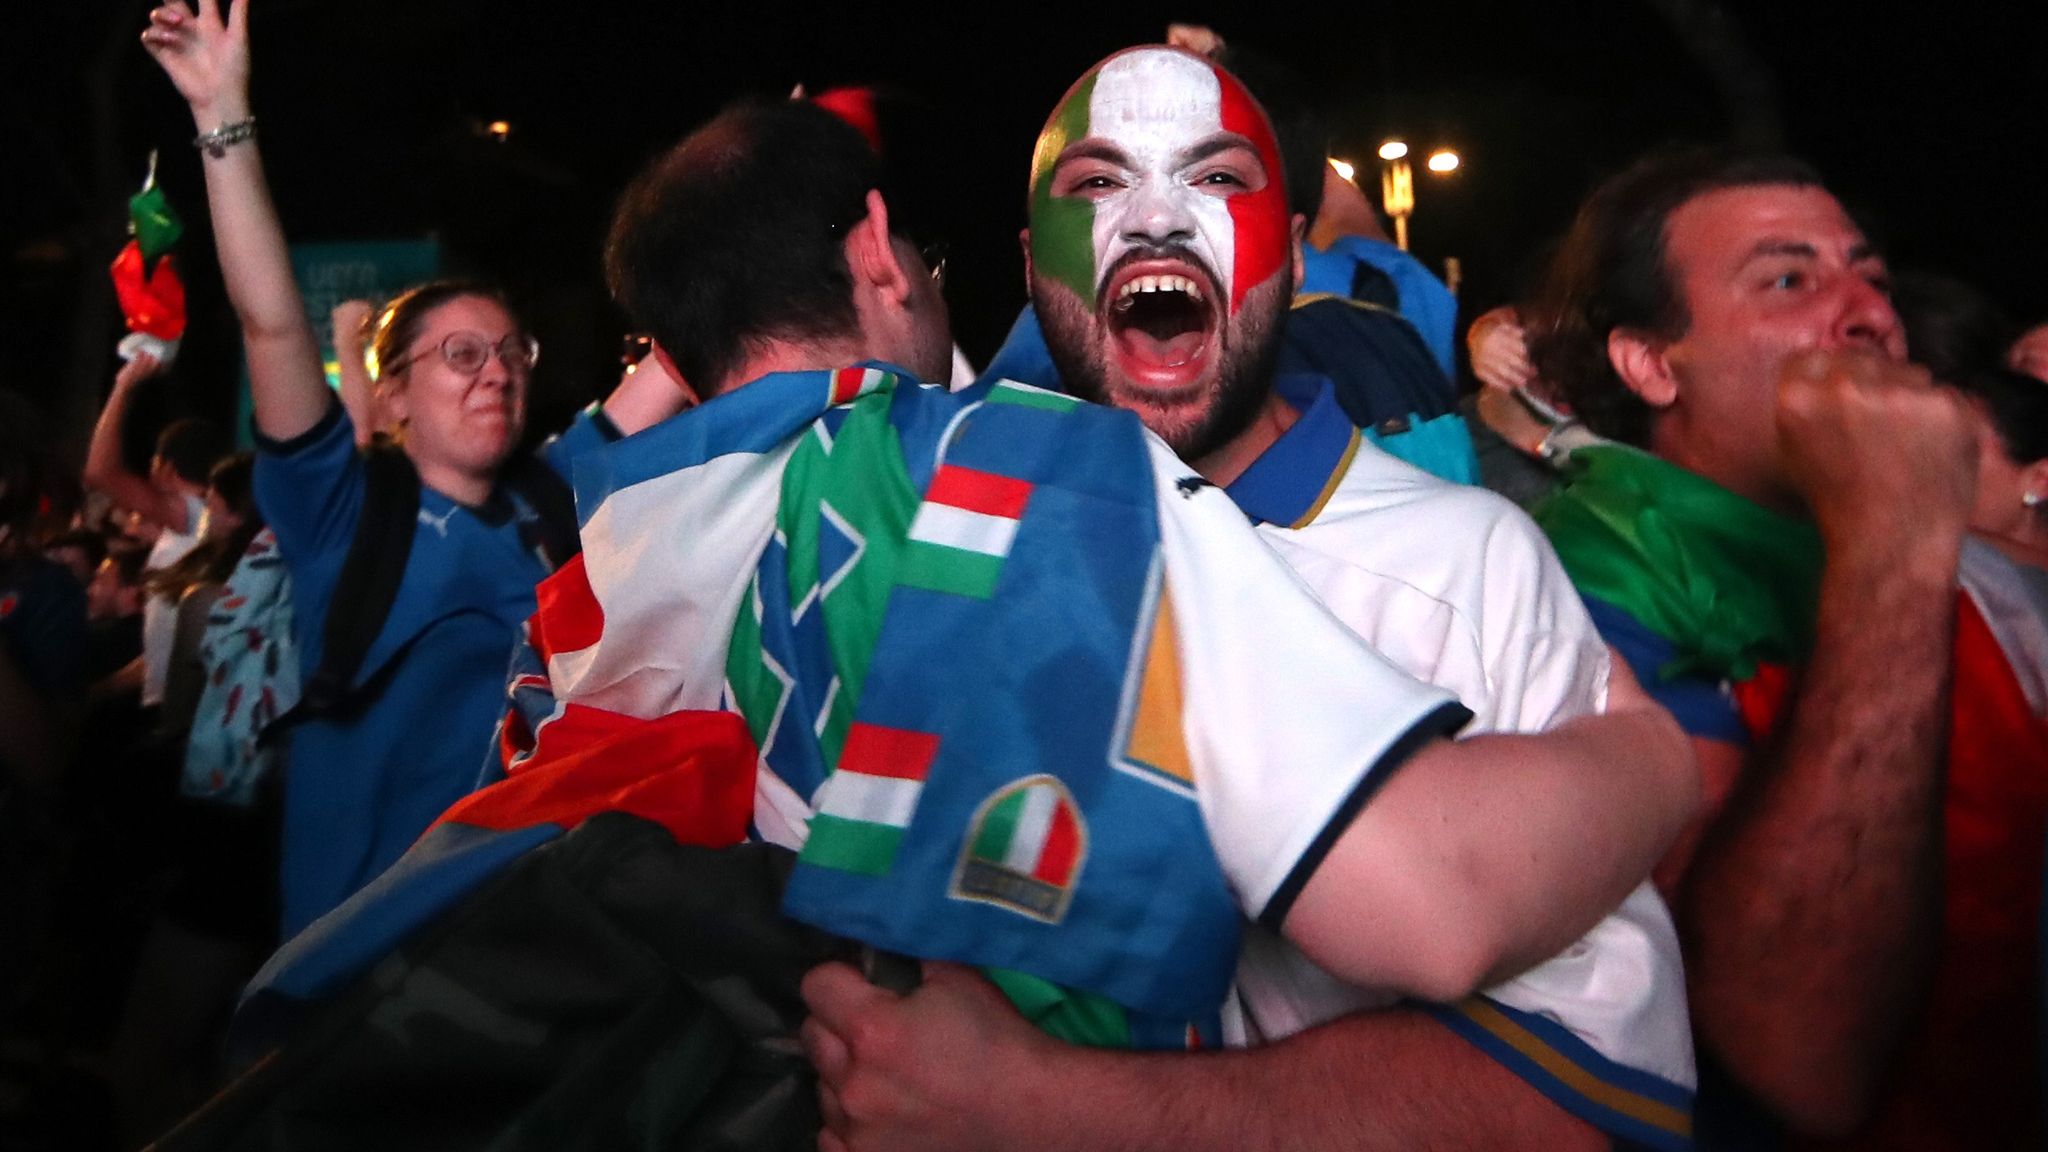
297, 442, 581, 716
149, 816, 848, 1152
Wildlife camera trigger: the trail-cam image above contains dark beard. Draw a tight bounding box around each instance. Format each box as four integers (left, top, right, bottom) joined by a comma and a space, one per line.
1036, 273, 1289, 464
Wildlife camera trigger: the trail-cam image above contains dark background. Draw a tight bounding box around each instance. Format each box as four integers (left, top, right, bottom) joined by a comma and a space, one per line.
6, 0, 2044, 454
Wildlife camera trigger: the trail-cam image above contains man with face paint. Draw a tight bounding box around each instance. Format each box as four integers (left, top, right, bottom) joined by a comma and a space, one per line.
1027, 47, 1298, 474
800, 47, 1696, 1152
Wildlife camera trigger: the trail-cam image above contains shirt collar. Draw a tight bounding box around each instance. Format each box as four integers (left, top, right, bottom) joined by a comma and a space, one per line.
1224, 374, 1358, 529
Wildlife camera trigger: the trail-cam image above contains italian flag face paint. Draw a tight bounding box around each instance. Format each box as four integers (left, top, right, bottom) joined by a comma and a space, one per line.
1028, 48, 1290, 317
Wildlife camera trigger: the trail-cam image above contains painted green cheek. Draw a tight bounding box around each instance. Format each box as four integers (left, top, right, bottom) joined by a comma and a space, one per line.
1028, 71, 1099, 310
1030, 192, 1098, 310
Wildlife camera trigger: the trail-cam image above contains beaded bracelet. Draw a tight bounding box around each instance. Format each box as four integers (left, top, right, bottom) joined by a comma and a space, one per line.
193, 117, 257, 159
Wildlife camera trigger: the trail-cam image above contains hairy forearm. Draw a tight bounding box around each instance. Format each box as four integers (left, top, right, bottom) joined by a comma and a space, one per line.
976, 1010, 1604, 1152
1681, 539, 1955, 1135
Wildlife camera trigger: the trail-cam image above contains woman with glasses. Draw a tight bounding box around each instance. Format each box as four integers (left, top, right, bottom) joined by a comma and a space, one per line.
143, 0, 689, 935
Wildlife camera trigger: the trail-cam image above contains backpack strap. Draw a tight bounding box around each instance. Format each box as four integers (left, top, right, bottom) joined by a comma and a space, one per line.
500, 455, 581, 570
300, 444, 421, 715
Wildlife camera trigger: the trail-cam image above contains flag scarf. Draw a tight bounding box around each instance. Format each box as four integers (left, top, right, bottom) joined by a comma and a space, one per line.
1535, 444, 1823, 685
690, 369, 1232, 1047
495, 367, 1237, 1048
755, 377, 1233, 1045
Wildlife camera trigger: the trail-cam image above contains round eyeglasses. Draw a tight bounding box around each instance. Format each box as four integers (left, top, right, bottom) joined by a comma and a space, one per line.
388, 330, 540, 378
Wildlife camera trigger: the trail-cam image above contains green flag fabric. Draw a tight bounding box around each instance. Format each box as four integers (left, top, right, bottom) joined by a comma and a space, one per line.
128, 184, 184, 265
1535, 444, 1824, 684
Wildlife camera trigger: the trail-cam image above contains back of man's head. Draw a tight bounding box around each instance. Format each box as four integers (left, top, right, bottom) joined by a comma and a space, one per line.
1524, 146, 1824, 446
605, 99, 882, 394
154, 417, 229, 488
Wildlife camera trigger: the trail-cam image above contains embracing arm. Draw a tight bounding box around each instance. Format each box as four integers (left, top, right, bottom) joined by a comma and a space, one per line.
802, 962, 1606, 1152
1285, 654, 1695, 1002
83, 353, 191, 532
144, 0, 329, 442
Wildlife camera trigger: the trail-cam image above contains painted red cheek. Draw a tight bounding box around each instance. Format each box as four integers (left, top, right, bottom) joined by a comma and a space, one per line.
1216, 73, 1290, 314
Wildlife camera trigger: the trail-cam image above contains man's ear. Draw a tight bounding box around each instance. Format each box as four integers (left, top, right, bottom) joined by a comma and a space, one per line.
1289, 213, 1308, 294
1607, 328, 1680, 409
844, 188, 914, 305
1019, 227, 1034, 291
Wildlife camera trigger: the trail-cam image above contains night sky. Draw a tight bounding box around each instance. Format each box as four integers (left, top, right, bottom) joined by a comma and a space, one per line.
7, 0, 2045, 449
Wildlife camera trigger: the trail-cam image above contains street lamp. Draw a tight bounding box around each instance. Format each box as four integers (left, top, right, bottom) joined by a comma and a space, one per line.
1376, 139, 1459, 251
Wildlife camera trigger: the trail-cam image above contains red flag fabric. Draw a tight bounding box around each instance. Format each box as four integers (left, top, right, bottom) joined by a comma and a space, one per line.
109, 239, 187, 340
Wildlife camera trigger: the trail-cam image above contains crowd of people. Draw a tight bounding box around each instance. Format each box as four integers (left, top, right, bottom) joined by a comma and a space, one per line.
2, 2, 2045, 1149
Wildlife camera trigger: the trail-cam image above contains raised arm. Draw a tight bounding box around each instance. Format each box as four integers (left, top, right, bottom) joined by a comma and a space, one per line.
1284, 651, 1695, 1001
331, 299, 381, 446
83, 353, 192, 533
1676, 350, 1975, 1136
143, 0, 329, 442
595, 341, 698, 437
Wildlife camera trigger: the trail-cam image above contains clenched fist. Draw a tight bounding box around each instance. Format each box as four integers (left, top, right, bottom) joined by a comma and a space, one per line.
1776, 348, 1977, 557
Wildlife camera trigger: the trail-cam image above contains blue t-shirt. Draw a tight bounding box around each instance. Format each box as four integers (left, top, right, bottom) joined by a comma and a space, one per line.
256, 403, 610, 936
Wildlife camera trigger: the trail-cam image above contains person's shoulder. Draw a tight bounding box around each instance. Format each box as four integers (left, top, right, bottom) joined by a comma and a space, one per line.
1318, 443, 1533, 532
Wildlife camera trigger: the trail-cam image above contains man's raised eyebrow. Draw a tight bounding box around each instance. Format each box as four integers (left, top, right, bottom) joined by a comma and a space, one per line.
1054, 139, 1133, 170
1179, 133, 1262, 166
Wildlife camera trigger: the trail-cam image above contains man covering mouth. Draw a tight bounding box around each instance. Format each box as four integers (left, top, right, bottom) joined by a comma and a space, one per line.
1025, 46, 1299, 462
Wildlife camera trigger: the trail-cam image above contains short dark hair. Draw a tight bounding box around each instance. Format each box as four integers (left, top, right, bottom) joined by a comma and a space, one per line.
153, 417, 229, 485
368, 280, 518, 384
1524, 147, 1825, 446
605, 99, 882, 394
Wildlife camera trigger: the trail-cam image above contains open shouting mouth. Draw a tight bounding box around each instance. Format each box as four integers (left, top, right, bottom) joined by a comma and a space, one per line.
1104, 257, 1220, 394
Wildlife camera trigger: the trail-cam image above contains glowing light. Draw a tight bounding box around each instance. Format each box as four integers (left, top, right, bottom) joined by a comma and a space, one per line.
1378, 140, 1409, 161
487, 120, 512, 141
1427, 149, 1461, 173
1329, 158, 1355, 182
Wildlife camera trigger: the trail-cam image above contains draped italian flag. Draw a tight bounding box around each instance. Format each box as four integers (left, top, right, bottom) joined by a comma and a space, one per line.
1536, 444, 1822, 688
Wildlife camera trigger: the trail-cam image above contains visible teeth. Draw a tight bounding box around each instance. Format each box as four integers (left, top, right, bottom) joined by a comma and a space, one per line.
1115, 274, 1205, 302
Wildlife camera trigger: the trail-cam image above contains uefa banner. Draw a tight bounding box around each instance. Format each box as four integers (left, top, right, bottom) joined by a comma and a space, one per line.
234, 238, 440, 443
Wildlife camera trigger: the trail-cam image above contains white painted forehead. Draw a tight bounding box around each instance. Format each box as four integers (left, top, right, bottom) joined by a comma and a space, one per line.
1089, 50, 1222, 135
